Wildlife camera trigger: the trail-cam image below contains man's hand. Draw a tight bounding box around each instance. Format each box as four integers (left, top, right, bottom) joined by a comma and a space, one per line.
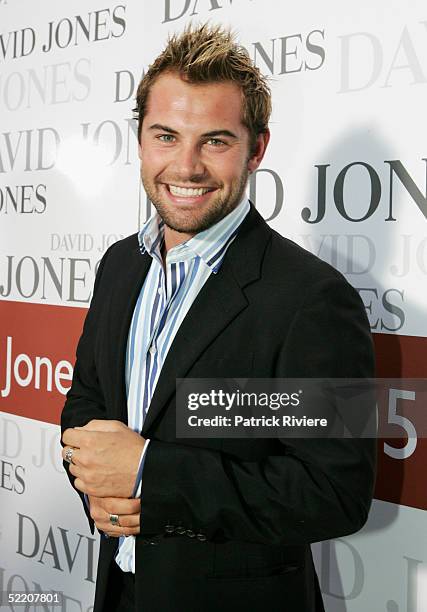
88, 495, 141, 537
62, 420, 145, 498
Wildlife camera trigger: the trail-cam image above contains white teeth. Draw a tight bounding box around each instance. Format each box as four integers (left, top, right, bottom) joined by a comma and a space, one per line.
168, 185, 212, 197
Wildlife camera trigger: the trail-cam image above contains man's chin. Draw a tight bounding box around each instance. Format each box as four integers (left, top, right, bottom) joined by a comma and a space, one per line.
152, 198, 229, 235
162, 215, 218, 235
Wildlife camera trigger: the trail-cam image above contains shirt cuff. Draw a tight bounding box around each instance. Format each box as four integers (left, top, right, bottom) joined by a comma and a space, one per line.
132, 439, 150, 498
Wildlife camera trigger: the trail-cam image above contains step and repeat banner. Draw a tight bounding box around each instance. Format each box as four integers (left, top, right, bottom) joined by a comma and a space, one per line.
1, 1, 426, 610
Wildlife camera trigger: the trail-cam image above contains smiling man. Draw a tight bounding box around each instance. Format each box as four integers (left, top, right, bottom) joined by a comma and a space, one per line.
139, 72, 264, 247
61, 24, 375, 612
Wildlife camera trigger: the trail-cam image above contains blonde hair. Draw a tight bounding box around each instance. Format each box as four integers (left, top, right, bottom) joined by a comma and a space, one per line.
134, 23, 271, 155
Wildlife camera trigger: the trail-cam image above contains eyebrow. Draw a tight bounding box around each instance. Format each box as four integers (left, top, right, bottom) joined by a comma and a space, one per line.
148, 123, 238, 139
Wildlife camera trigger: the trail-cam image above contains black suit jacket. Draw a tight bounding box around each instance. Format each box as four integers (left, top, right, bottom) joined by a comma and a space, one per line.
61, 204, 376, 612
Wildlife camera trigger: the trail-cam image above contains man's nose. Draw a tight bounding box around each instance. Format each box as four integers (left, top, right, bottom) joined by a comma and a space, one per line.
172, 143, 206, 180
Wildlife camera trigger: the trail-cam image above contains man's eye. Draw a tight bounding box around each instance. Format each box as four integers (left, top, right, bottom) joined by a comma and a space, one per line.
207, 138, 225, 146
158, 134, 175, 142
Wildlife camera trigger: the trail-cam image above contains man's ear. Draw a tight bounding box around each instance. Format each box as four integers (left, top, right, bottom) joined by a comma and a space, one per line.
247, 129, 270, 173
138, 143, 143, 160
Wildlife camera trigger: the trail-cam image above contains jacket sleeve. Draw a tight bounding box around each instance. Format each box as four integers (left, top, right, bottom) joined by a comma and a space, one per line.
138, 277, 377, 546
60, 244, 115, 532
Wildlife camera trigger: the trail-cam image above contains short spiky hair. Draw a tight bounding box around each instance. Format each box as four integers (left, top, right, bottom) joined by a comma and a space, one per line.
134, 23, 271, 155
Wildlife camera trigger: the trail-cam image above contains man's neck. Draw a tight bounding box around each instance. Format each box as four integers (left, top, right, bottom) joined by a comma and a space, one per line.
163, 226, 193, 254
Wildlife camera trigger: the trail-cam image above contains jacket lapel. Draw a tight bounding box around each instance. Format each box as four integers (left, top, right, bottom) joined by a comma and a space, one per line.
142, 205, 272, 434
110, 243, 152, 420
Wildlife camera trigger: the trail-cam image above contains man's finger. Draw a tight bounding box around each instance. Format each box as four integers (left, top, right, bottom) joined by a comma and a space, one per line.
101, 497, 141, 515
62, 428, 107, 449
105, 513, 140, 529
101, 527, 140, 538
62, 446, 79, 465
68, 462, 83, 479
95, 512, 140, 535
92, 509, 140, 530
73, 477, 90, 495
61, 428, 79, 446
62, 428, 87, 447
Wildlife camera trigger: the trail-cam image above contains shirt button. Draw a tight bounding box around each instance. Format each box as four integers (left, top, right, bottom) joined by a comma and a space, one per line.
158, 288, 162, 295
149, 345, 157, 355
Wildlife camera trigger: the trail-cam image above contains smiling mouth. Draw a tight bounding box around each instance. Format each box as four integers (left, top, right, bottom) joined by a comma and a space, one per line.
166, 184, 217, 197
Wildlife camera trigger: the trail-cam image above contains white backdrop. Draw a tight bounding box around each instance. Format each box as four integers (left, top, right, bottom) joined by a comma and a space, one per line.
1, 1, 426, 610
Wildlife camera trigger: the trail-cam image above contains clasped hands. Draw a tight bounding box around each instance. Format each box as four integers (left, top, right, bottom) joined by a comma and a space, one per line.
62, 419, 145, 538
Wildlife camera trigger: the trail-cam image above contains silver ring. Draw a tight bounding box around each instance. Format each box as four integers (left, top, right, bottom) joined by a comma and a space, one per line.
109, 513, 120, 527
64, 447, 75, 465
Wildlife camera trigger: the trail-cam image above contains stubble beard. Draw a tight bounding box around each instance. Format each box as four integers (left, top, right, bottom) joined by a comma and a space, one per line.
141, 166, 249, 235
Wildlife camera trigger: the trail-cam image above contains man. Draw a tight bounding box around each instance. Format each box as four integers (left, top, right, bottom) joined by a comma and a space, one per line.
61, 24, 375, 612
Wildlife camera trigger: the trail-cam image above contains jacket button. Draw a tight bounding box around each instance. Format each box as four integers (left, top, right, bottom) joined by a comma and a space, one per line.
176, 526, 185, 535
143, 538, 159, 546
196, 533, 207, 542
186, 530, 195, 538
164, 524, 175, 534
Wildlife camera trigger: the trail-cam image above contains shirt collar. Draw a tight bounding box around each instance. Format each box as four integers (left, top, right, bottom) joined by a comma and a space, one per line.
138, 196, 250, 273
138, 215, 165, 258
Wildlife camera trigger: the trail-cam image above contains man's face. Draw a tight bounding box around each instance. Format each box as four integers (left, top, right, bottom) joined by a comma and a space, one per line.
138, 72, 268, 240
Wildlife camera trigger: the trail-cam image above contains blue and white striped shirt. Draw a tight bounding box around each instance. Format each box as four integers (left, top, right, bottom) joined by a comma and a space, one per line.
115, 196, 250, 572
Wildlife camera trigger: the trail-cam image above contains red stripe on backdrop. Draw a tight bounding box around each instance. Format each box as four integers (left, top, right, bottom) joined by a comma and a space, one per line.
373, 332, 427, 511
0, 302, 426, 510
0, 300, 86, 425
